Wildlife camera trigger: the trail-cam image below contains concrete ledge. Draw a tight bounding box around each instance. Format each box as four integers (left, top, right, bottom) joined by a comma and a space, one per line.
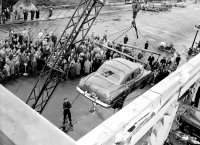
0, 85, 76, 145
78, 95, 154, 145
78, 55, 200, 145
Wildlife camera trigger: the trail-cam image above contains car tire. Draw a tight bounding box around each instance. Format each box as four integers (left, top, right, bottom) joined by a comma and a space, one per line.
140, 80, 147, 89
140, 76, 151, 89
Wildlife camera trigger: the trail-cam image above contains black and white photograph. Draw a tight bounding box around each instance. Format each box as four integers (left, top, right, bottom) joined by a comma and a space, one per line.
0, 0, 200, 145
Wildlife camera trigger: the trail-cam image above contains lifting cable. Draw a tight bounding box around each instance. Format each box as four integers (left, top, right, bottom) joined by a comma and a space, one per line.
31, 9, 55, 37
29, 11, 47, 33
32, 9, 64, 40
46, 9, 65, 31
107, 26, 132, 38
137, 28, 161, 61
9, 11, 47, 35
15, 77, 25, 93
51, 9, 70, 35
137, 28, 160, 54
15, 11, 48, 36
71, 93, 80, 106
113, 26, 133, 42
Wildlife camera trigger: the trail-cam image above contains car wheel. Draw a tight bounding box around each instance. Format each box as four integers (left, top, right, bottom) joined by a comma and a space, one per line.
140, 76, 151, 89
140, 80, 147, 89
112, 96, 125, 110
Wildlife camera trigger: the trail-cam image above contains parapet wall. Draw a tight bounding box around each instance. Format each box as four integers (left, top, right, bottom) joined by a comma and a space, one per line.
77, 53, 200, 145
0, 53, 200, 145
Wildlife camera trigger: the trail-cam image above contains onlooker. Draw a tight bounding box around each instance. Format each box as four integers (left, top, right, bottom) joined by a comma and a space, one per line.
160, 56, 167, 66
148, 54, 154, 68
30, 10, 35, 20
144, 41, 149, 50
36, 9, 40, 19
102, 30, 107, 43
175, 53, 181, 66
124, 35, 129, 44
63, 98, 73, 127
84, 58, 91, 75
49, 7, 53, 18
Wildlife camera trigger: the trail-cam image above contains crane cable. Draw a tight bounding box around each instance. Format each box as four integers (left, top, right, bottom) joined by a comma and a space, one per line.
113, 26, 133, 42
107, 26, 132, 38
32, 9, 64, 40
51, 8, 70, 34
28, 11, 49, 33
31, 8, 55, 38
137, 28, 160, 54
32, 10, 61, 40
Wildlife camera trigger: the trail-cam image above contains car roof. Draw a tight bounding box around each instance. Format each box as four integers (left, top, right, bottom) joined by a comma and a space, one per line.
104, 58, 142, 74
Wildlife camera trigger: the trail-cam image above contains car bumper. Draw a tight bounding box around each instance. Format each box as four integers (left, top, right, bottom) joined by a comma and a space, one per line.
77, 87, 111, 108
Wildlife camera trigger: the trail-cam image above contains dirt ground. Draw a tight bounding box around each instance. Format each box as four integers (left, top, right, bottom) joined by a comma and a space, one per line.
1, 2, 200, 141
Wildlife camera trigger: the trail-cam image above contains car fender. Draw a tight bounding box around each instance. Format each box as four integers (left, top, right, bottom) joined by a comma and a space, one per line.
109, 86, 128, 102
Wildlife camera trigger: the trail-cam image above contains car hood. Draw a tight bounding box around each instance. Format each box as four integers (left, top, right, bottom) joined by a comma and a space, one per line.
78, 73, 119, 104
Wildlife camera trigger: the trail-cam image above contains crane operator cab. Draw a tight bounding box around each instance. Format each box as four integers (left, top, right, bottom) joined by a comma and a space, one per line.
132, 0, 141, 39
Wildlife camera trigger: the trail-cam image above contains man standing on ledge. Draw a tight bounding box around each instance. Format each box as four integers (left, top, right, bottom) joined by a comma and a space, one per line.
63, 98, 73, 127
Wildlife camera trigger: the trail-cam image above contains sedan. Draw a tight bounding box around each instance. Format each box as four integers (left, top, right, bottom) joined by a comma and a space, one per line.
77, 58, 151, 109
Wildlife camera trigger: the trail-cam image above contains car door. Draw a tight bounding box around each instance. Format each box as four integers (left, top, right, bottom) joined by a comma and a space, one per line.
124, 74, 135, 94
133, 68, 143, 88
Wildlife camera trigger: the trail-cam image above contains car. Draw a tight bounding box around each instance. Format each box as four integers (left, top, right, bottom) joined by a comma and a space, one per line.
141, 3, 170, 12
174, 2, 186, 8
124, 0, 133, 4
77, 58, 152, 109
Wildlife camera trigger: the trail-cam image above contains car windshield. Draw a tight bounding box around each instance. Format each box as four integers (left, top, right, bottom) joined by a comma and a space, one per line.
97, 65, 121, 84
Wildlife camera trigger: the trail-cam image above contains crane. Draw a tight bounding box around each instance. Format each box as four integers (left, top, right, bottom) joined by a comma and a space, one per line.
26, 0, 106, 114
26, 0, 141, 114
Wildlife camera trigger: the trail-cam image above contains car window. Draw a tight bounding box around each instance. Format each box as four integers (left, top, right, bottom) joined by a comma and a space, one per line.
97, 66, 121, 84
126, 76, 132, 83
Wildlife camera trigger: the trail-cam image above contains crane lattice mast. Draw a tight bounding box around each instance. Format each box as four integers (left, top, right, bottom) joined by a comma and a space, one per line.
26, 0, 105, 114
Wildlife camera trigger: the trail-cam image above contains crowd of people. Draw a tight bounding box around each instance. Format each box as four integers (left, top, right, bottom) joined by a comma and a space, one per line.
0, 6, 41, 24
0, 27, 58, 83
0, 27, 182, 86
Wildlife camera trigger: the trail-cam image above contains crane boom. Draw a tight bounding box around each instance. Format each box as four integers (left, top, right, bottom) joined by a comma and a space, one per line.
26, 0, 105, 114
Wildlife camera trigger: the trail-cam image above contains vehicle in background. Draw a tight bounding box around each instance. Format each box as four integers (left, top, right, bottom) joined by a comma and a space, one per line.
77, 58, 152, 109
158, 42, 176, 53
141, 2, 172, 12
174, 2, 187, 8
124, 0, 133, 4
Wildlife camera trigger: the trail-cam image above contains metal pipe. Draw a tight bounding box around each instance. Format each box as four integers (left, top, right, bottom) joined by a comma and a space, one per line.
117, 43, 160, 56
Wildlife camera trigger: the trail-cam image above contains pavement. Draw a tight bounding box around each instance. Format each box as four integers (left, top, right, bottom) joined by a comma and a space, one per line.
1, 2, 200, 141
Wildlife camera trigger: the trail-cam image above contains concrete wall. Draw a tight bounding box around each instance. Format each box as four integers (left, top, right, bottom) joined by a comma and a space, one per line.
1, 54, 200, 144
77, 54, 200, 145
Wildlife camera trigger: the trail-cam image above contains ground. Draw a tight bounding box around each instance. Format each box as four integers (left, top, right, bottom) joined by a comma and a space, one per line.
1, 2, 200, 141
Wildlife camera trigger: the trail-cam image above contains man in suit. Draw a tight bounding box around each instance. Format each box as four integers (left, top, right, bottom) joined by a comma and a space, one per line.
63, 98, 73, 127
